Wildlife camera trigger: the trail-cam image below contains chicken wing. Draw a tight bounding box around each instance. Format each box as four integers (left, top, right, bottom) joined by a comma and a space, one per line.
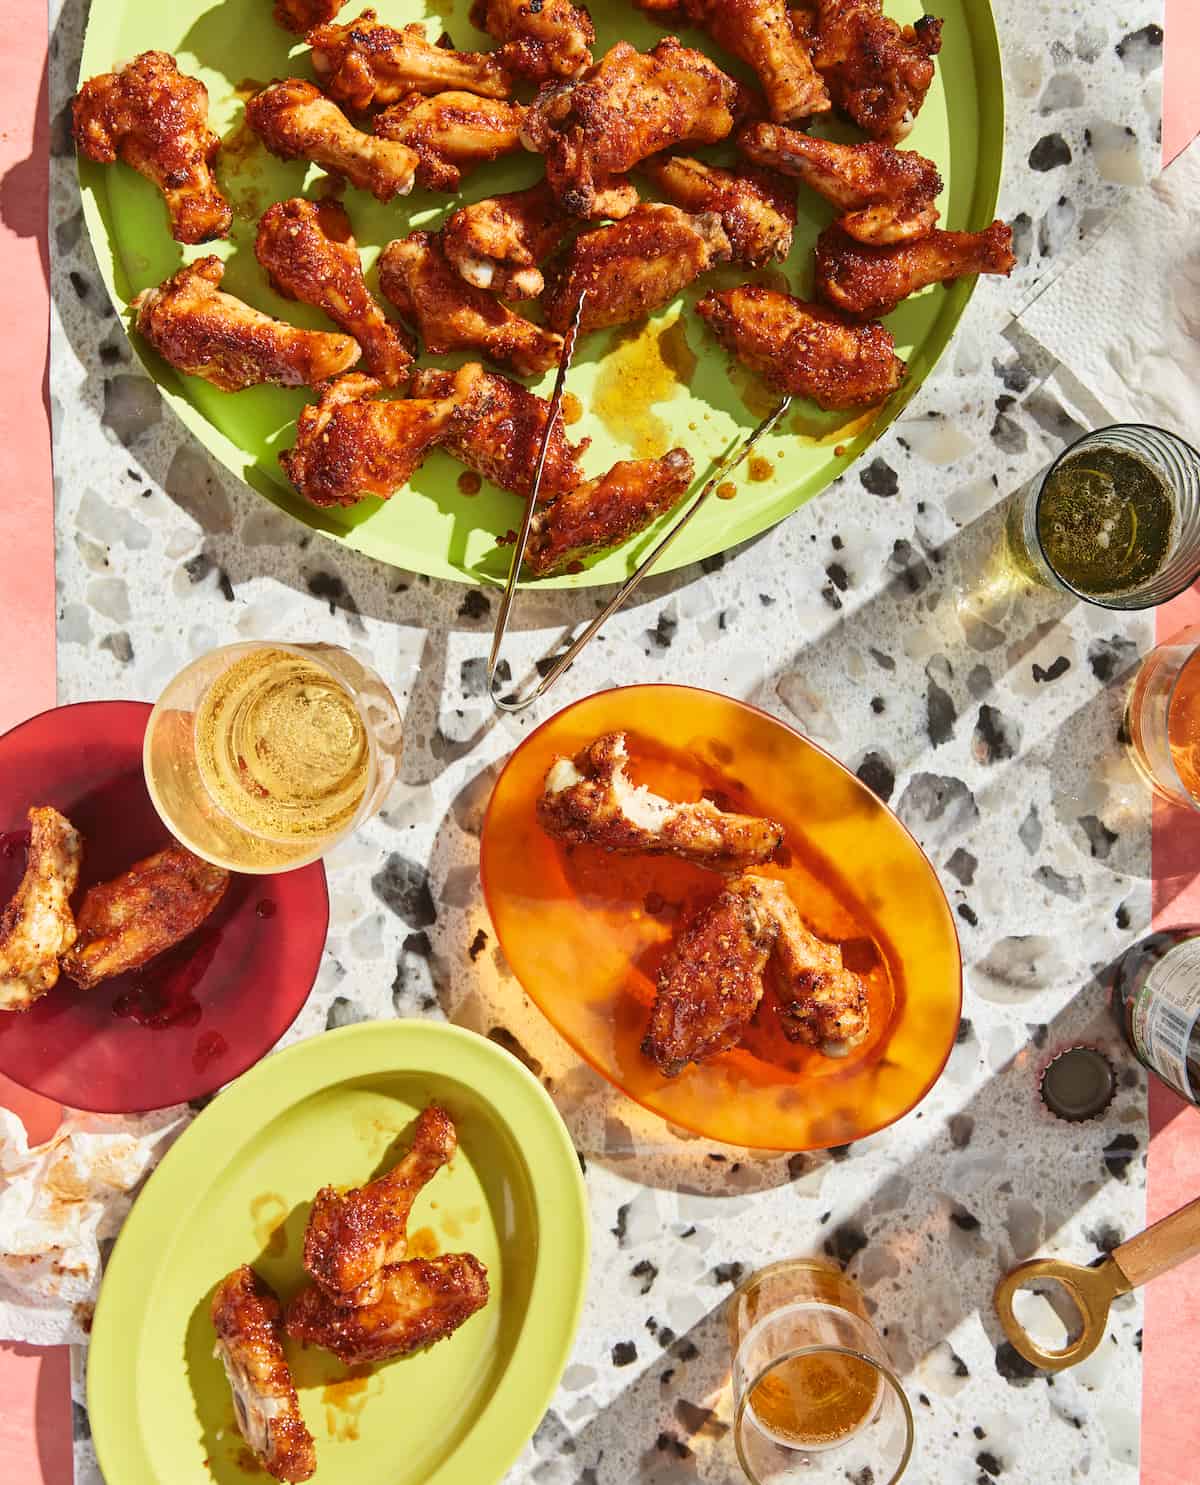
308, 12, 512, 110
255, 199, 412, 388
379, 230, 562, 376
542, 203, 730, 335
286, 1254, 490, 1366
697, 284, 904, 410
60, 844, 229, 991
643, 882, 777, 1077
521, 38, 743, 216
72, 51, 231, 245
738, 123, 941, 243
304, 1105, 456, 1305
245, 80, 418, 202
280, 371, 464, 507
800, 0, 943, 142
538, 731, 784, 867
274, 0, 343, 31
132, 257, 360, 393
814, 220, 1016, 318
0, 808, 83, 1013
471, 0, 593, 83
641, 154, 796, 267
211, 1267, 316, 1484
375, 92, 526, 191
411, 363, 589, 499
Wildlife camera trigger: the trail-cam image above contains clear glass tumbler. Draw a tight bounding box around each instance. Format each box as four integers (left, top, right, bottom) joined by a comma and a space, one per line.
1126, 624, 1200, 811
729, 1258, 914, 1485
144, 641, 403, 873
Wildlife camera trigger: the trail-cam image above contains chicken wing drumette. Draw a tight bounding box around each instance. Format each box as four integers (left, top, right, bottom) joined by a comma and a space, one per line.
739, 123, 941, 243
375, 92, 527, 191
245, 80, 418, 202
0, 807, 83, 1013
641, 154, 796, 267
255, 199, 412, 388
72, 51, 231, 244
814, 220, 1016, 318
273, 0, 343, 31
308, 12, 512, 110
697, 284, 905, 410
470, 0, 595, 82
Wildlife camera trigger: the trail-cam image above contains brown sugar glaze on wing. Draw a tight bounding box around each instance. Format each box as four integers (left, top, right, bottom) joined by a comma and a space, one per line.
814, 220, 1017, 318
72, 50, 231, 244
470, 0, 595, 82
640, 154, 796, 267
274, 0, 344, 32
0, 807, 83, 1013
375, 92, 527, 192
308, 12, 513, 109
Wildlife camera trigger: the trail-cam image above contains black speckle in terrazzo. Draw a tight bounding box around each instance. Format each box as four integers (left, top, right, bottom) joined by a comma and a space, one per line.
217, 568, 235, 602
995, 1341, 1040, 1386
993, 354, 1033, 394
990, 411, 1028, 456
458, 589, 490, 620
1085, 1222, 1123, 1253
184, 553, 214, 584
1033, 656, 1071, 683
1029, 133, 1072, 171
895, 773, 979, 841
977, 1451, 1004, 1477
460, 656, 490, 697
826, 562, 849, 592
855, 751, 895, 803
655, 1431, 692, 1460
888, 539, 932, 594
860, 458, 898, 497
966, 664, 992, 699
1018, 804, 1042, 856
631, 1259, 657, 1295
712, 1261, 745, 1286
824, 1223, 868, 1269
957, 903, 979, 927
1135, 1328, 1143, 1352
531, 1410, 572, 1457
956, 1017, 974, 1045
821, 582, 843, 611
671, 1337, 700, 1362
926, 669, 956, 747
949, 1114, 974, 1149
488, 1025, 542, 1075
1026, 1022, 1049, 1048
468, 928, 488, 961
1116, 899, 1132, 930
946, 848, 977, 886
675, 1399, 728, 1441
306, 570, 361, 627
612, 1204, 629, 1242
372, 853, 436, 927
870, 696, 885, 715
1010, 212, 1034, 265
1104, 1133, 1139, 1182
1034, 865, 1084, 901
868, 647, 896, 672
99, 631, 133, 664
950, 1206, 981, 1232
72, 1402, 92, 1441
648, 611, 677, 649
759, 593, 775, 606
98, 338, 128, 367
326, 995, 366, 1030
972, 705, 1021, 764
1116, 23, 1163, 75
611, 1341, 637, 1367
1078, 814, 1118, 860
1088, 635, 1139, 684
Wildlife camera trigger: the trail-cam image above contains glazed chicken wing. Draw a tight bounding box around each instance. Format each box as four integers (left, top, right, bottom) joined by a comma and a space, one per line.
60, 844, 229, 991
739, 123, 941, 243
133, 257, 360, 393
542, 203, 730, 335
286, 1254, 490, 1366
814, 220, 1017, 318
211, 1267, 316, 1484
274, 0, 343, 31
0, 807, 82, 1013
245, 80, 418, 202
255, 199, 412, 388
697, 284, 905, 410
308, 12, 512, 110
375, 92, 526, 191
538, 731, 784, 866
641, 154, 796, 267
379, 230, 562, 376
72, 51, 231, 245
800, 0, 943, 142
521, 38, 743, 216
470, 0, 595, 81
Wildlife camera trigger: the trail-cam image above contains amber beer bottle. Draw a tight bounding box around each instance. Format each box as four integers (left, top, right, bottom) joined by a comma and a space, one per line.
1111, 928, 1200, 1103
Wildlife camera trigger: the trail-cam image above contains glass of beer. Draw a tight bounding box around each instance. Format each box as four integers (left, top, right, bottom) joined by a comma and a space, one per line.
144, 641, 403, 873
1126, 625, 1200, 811
1006, 424, 1200, 609
729, 1258, 914, 1484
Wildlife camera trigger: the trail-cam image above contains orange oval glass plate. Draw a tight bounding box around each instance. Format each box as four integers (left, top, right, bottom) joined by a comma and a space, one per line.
481, 687, 962, 1150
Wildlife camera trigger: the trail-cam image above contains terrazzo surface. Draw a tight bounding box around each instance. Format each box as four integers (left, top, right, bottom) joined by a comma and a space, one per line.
43, 0, 1167, 1479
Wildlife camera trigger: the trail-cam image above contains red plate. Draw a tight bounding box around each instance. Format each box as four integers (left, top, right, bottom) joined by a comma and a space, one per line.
0, 701, 329, 1113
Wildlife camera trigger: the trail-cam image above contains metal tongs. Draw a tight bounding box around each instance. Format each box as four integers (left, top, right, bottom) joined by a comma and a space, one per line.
486, 290, 792, 713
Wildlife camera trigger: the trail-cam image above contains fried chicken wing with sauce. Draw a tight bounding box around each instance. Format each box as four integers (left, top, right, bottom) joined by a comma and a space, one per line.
814, 220, 1016, 318
60, 844, 229, 991
697, 284, 904, 410
274, 0, 343, 31
739, 123, 940, 243
470, 0, 595, 81
521, 39, 743, 216
0, 808, 82, 1013
286, 1254, 490, 1366
245, 80, 417, 202
211, 1267, 316, 1484
375, 92, 526, 191
133, 257, 360, 393
255, 199, 412, 388
72, 51, 231, 244
641, 154, 796, 267
308, 12, 512, 110
801, 0, 943, 142
379, 230, 562, 376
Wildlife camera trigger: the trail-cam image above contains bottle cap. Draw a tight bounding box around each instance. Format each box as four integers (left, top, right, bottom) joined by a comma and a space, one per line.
1039, 1046, 1117, 1122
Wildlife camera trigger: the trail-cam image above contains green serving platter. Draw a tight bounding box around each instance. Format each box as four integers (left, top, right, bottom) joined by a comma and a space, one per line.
86, 1021, 590, 1485
77, 1, 1004, 585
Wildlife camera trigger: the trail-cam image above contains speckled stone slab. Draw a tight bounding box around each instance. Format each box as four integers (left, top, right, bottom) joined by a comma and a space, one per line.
49, 0, 1165, 1480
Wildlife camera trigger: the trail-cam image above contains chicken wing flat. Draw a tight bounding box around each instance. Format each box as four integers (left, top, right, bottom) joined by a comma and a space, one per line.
697, 284, 904, 410
521, 38, 743, 216
542, 203, 730, 335
304, 1104, 456, 1305
133, 257, 360, 393
375, 92, 527, 191
814, 220, 1016, 318
255, 199, 412, 388
274, 0, 343, 31
280, 371, 464, 506
643, 882, 778, 1077
379, 230, 562, 376
470, 0, 595, 82
308, 12, 512, 110
411, 363, 589, 499
0, 807, 83, 1013
286, 1254, 490, 1366
72, 51, 231, 245
641, 154, 796, 267
538, 731, 784, 867
211, 1267, 316, 1484
60, 844, 229, 991
800, 0, 943, 142
738, 123, 940, 243
245, 80, 418, 202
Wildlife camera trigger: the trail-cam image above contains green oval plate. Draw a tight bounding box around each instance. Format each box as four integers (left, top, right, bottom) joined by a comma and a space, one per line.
78, 1, 1003, 585
87, 1021, 590, 1485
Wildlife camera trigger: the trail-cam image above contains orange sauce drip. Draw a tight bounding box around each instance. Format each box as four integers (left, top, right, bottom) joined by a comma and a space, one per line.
593, 318, 697, 459
716, 481, 737, 501
322, 1368, 373, 1442
407, 1226, 440, 1258
457, 470, 482, 495
790, 407, 877, 448
561, 392, 583, 426
748, 455, 773, 483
